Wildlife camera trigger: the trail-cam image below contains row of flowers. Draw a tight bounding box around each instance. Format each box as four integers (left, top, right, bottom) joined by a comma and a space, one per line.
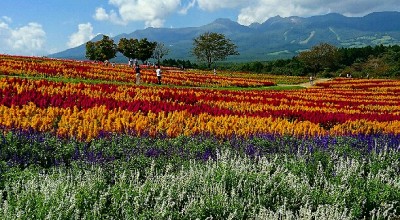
0, 54, 275, 88
218, 71, 309, 85
317, 77, 400, 92
0, 76, 399, 140
2, 78, 400, 123
1, 102, 399, 141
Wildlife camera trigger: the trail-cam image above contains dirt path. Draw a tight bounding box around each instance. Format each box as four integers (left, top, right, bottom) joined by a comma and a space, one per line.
299, 78, 332, 88
278, 78, 332, 88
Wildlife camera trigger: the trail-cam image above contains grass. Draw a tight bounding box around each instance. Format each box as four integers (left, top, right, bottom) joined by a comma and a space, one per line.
0, 74, 134, 87
0, 74, 306, 91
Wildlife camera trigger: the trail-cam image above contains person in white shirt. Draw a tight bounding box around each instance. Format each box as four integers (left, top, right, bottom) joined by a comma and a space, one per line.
156, 65, 162, 85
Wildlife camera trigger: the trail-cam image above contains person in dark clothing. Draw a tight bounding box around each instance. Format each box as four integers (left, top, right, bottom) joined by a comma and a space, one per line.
135, 65, 141, 85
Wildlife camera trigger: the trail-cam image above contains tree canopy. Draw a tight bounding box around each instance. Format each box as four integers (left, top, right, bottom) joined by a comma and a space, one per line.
85, 35, 117, 62
192, 32, 239, 69
117, 38, 139, 60
297, 43, 340, 74
85, 36, 157, 64
136, 38, 157, 64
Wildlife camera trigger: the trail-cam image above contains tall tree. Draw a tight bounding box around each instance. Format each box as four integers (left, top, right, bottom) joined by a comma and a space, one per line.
297, 43, 340, 74
85, 35, 117, 62
85, 41, 97, 61
117, 38, 139, 60
152, 42, 170, 65
192, 32, 239, 69
136, 38, 157, 64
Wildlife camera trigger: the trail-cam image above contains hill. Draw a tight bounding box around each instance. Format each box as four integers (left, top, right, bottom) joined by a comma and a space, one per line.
49, 11, 400, 62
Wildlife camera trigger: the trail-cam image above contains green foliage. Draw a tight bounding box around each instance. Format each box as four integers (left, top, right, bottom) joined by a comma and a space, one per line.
209, 44, 400, 78
297, 43, 341, 74
85, 41, 97, 61
117, 37, 139, 60
161, 58, 197, 69
382, 45, 400, 77
85, 35, 117, 62
117, 37, 157, 64
136, 38, 157, 64
192, 32, 239, 69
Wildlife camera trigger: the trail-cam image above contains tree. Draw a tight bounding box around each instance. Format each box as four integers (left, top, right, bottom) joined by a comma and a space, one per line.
85, 35, 117, 62
152, 42, 170, 65
192, 32, 239, 69
136, 38, 157, 64
362, 56, 390, 78
85, 41, 97, 61
297, 43, 340, 74
117, 38, 139, 60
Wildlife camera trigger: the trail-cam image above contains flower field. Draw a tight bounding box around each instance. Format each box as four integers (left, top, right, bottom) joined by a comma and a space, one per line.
0, 54, 278, 87
0, 72, 399, 141
0, 54, 400, 219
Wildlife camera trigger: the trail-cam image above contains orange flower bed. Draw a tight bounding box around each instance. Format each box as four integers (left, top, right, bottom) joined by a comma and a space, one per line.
0, 73, 399, 141
1, 55, 399, 141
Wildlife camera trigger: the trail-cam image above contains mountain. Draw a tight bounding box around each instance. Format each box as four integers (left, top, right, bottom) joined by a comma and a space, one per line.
49, 11, 400, 62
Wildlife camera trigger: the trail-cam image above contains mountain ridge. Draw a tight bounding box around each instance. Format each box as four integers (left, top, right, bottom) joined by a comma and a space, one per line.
50, 11, 400, 62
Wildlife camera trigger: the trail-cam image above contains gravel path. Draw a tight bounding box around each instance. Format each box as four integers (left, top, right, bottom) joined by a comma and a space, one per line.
278, 78, 332, 88
298, 78, 332, 88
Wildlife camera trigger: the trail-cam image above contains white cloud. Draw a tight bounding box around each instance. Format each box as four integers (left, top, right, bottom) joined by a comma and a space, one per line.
186, 0, 400, 26
178, 0, 196, 14
2, 16, 12, 23
196, 0, 248, 11
237, 0, 316, 25
94, 7, 125, 25
0, 18, 47, 56
94, 0, 181, 27
145, 19, 164, 28
11, 23, 46, 51
67, 23, 95, 48
94, 7, 110, 21
236, 0, 400, 25
0, 21, 8, 29
93, 0, 400, 27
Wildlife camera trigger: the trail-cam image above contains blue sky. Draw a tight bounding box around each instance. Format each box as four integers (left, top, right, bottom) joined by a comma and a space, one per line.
1, 0, 399, 56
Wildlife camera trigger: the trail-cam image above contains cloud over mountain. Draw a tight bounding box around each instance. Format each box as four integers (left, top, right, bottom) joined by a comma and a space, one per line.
94, 0, 400, 27
51, 11, 400, 62
94, 0, 181, 27
68, 23, 96, 48
0, 17, 46, 56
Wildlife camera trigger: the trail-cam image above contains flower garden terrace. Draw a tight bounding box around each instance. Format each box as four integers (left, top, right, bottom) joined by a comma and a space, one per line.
2, 55, 400, 220
0, 74, 399, 141
0, 54, 286, 88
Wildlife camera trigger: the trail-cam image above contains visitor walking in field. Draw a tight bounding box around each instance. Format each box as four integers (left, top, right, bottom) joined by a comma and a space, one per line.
156, 65, 162, 85
135, 64, 141, 85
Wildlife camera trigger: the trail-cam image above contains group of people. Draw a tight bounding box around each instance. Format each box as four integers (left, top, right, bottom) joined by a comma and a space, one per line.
103, 60, 115, 67
129, 58, 162, 85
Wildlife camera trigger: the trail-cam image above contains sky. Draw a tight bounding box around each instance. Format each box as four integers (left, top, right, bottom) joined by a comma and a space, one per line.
1, 0, 399, 56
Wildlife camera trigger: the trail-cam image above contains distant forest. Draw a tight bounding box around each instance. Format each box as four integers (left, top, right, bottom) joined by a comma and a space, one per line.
162, 44, 400, 78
